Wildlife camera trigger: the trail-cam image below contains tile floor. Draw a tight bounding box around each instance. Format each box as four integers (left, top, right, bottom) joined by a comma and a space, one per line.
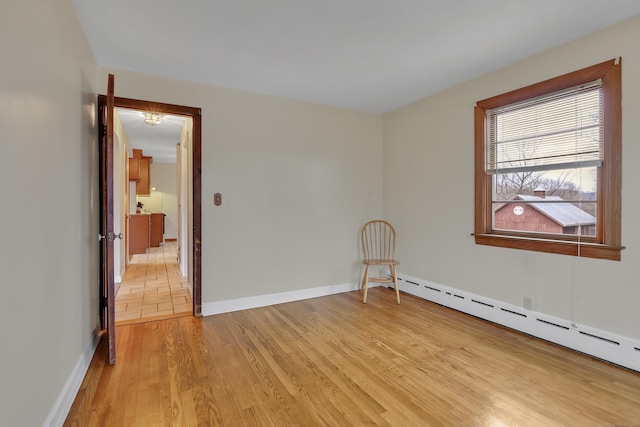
115, 242, 192, 326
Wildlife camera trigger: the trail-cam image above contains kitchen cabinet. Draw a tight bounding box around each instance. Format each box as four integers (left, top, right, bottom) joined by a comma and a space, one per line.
136, 157, 151, 195
128, 158, 140, 181
150, 213, 164, 247
129, 214, 150, 255
129, 213, 164, 255
131, 149, 152, 195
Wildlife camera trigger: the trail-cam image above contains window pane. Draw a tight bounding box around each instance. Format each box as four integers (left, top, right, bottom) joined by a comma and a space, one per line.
487, 83, 602, 173
492, 167, 597, 237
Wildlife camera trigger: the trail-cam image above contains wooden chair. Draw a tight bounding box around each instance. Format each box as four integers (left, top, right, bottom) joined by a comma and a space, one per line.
360, 220, 400, 304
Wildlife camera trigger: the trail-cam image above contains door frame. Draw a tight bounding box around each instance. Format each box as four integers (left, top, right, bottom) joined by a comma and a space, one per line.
100, 95, 203, 316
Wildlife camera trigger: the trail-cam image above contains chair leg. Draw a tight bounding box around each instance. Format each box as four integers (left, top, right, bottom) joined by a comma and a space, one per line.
362, 265, 369, 304
391, 265, 400, 304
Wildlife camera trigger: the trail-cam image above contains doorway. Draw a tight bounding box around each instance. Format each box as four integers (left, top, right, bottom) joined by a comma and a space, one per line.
110, 97, 202, 321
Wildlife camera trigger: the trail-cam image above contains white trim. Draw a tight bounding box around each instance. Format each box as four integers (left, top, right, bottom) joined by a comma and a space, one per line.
202, 282, 362, 316
115, 263, 126, 284
44, 325, 102, 427
397, 272, 640, 373
115, 264, 126, 284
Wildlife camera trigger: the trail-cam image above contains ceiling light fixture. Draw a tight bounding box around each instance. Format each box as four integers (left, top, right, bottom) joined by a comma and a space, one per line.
143, 112, 162, 125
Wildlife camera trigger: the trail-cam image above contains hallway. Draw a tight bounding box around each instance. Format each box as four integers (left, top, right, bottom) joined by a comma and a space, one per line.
115, 242, 192, 326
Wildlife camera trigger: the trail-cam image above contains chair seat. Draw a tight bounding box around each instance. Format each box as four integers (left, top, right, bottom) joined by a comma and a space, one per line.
363, 259, 399, 266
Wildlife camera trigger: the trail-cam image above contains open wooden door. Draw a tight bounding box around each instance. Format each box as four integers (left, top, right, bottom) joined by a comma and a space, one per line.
98, 74, 117, 364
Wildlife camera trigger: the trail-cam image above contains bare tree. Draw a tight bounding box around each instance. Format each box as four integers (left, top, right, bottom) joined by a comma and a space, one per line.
495, 170, 541, 200
540, 173, 580, 199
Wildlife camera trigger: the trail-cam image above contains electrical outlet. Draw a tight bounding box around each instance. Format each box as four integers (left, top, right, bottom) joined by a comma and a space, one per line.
523, 296, 533, 310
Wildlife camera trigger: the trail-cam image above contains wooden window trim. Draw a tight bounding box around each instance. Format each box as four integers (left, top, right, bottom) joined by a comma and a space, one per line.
473, 59, 623, 261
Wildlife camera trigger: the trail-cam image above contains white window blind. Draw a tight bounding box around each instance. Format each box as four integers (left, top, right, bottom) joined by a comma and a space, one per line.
486, 79, 602, 174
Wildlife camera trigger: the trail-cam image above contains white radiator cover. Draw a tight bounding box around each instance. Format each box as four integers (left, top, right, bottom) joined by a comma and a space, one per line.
397, 272, 640, 373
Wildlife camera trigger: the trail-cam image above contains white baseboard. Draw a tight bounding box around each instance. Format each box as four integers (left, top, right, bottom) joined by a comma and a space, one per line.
44, 325, 101, 427
202, 282, 362, 316
397, 272, 640, 373
115, 265, 126, 284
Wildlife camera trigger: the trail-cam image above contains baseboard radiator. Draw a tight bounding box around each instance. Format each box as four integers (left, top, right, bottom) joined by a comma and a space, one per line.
396, 272, 640, 373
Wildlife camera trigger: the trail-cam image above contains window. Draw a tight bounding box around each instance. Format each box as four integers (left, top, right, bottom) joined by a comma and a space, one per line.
474, 59, 623, 260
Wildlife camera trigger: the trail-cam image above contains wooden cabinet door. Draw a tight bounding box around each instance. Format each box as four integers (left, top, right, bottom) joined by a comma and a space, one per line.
129, 215, 150, 254
150, 213, 164, 247
128, 158, 140, 181
136, 158, 150, 195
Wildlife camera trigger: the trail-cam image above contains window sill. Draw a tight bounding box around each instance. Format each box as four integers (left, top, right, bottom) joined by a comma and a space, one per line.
472, 233, 623, 261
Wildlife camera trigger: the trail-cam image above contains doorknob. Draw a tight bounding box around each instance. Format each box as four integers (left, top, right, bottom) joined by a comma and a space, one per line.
98, 232, 123, 242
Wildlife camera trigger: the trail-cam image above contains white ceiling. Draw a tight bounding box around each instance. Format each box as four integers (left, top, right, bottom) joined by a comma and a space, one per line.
73, 0, 640, 114
115, 108, 185, 163
75, 1, 640, 159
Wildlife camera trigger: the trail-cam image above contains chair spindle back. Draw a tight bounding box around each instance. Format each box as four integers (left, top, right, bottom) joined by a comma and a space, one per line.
361, 220, 396, 262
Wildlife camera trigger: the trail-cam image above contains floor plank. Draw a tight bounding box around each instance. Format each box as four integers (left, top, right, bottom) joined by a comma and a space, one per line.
65, 287, 640, 426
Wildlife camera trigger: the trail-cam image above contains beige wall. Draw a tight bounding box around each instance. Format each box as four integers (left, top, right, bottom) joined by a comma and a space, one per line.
383, 15, 640, 340
0, 0, 99, 425
113, 112, 132, 280
98, 68, 384, 302
178, 120, 193, 279
150, 162, 179, 239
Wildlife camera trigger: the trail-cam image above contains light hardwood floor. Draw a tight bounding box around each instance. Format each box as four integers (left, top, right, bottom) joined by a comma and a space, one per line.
65, 287, 640, 426
115, 243, 192, 326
